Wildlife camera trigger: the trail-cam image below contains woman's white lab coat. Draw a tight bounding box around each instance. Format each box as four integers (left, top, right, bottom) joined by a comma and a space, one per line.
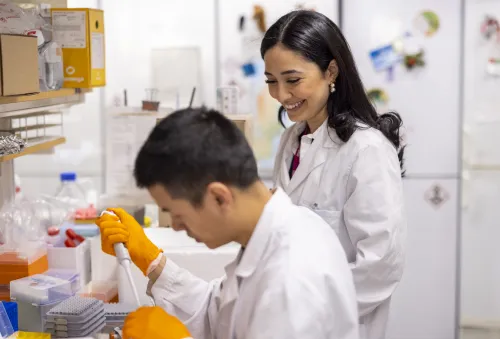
149, 189, 359, 339
273, 120, 406, 339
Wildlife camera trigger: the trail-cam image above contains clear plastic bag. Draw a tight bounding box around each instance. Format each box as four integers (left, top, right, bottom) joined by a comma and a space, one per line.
0, 0, 36, 35
0, 195, 78, 257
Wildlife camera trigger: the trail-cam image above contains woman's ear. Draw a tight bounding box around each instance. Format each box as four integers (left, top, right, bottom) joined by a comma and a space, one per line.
326, 59, 339, 83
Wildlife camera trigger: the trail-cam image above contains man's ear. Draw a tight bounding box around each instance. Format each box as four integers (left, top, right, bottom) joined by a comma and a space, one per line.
206, 182, 233, 209
326, 59, 339, 83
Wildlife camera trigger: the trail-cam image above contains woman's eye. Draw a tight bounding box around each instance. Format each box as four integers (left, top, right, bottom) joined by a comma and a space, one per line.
287, 78, 301, 84
265, 79, 277, 84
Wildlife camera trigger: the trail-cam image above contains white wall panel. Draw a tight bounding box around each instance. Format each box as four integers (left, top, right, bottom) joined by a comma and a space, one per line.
387, 179, 458, 339
343, 0, 462, 176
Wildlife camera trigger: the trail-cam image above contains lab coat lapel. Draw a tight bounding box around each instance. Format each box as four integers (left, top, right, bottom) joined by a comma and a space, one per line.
286, 123, 335, 196
220, 257, 240, 310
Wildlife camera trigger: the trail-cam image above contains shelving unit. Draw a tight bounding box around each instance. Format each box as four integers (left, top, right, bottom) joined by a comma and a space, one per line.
0, 137, 66, 162
0, 88, 88, 209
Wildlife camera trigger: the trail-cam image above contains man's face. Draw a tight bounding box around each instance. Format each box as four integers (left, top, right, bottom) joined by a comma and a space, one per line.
148, 184, 235, 249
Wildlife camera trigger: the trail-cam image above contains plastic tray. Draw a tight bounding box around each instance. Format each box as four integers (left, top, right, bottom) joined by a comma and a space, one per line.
46, 296, 104, 324
45, 308, 104, 331
46, 318, 105, 338
10, 274, 73, 305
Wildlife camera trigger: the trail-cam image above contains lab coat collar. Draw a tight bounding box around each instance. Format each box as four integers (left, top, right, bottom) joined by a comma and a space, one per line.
290, 119, 342, 149
234, 188, 290, 279
285, 120, 341, 194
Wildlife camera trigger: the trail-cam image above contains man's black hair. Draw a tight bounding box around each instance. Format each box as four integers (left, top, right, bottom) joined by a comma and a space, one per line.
134, 107, 259, 205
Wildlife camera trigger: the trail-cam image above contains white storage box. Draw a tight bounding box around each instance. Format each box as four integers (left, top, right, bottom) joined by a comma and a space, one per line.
47, 240, 91, 289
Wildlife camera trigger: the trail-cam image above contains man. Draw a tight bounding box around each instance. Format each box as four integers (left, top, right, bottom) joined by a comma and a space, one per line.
97, 107, 359, 339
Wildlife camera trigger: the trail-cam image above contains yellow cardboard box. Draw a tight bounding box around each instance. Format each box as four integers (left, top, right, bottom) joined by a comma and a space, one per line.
51, 8, 105, 88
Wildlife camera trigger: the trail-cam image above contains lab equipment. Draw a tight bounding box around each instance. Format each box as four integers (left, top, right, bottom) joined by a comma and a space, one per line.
1, 303, 17, 332
217, 86, 239, 115
46, 238, 91, 290
38, 40, 63, 91
0, 301, 14, 338
103, 303, 134, 333
6, 332, 50, 338
10, 274, 73, 332
55, 173, 87, 209
43, 269, 80, 295
0, 249, 48, 289
100, 211, 141, 307
45, 296, 105, 338
78, 281, 118, 303
10, 274, 72, 305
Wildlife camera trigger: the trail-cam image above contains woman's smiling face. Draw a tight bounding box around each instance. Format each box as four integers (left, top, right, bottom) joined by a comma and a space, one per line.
264, 43, 333, 128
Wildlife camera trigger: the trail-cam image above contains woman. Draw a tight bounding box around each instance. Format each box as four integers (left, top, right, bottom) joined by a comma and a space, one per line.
262, 10, 406, 339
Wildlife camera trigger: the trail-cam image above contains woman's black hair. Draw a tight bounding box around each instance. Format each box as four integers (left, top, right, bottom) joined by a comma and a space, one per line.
260, 10, 405, 174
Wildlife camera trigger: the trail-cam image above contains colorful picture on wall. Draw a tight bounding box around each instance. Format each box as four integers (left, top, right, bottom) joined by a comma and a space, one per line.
403, 50, 425, 70
369, 43, 403, 72
367, 88, 389, 106
414, 10, 440, 37
481, 16, 500, 41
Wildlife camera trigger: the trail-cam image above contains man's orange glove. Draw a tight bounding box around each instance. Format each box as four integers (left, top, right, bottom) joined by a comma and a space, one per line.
95, 208, 162, 276
122, 306, 192, 339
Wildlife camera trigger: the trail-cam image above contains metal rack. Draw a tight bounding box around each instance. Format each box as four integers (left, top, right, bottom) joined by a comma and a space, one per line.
0, 89, 87, 210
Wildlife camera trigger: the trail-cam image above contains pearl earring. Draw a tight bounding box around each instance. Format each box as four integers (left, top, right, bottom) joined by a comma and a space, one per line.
329, 82, 335, 93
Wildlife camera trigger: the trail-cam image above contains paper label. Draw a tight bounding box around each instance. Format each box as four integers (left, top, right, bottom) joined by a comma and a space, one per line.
52, 11, 86, 48
91, 32, 104, 69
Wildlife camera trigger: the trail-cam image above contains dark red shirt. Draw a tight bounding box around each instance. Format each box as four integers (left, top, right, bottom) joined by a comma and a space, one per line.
289, 126, 310, 178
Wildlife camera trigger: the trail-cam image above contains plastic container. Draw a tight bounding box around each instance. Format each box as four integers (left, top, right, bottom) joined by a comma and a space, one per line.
1, 302, 18, 332
78, 281, 118, 303
47, 241, 90, 290
0, 286, 9, 302
55, 173, 87, 209
43, 269, 80, 295
16, 299, 62, 333
0, 249, 48, 286
10, 274, 73, 306
0, 302, 14, 338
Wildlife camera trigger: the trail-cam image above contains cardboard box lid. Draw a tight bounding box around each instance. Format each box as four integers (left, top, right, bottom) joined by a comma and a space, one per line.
0, 34, 39, 96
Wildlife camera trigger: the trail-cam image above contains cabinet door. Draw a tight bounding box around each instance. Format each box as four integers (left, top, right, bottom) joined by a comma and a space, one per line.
342, 0, 461, 176
387, 179, 458, 339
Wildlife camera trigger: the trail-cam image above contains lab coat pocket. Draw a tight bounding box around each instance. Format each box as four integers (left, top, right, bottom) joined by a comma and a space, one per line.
313, 209, 341, 233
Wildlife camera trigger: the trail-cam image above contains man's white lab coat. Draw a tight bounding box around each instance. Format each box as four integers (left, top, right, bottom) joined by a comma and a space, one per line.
273, 120, 406, 339
150, 188, 359, 339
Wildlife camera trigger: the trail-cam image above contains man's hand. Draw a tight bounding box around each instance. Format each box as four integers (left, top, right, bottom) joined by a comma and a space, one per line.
95, 208, 162, 275
122, 306, 192, 339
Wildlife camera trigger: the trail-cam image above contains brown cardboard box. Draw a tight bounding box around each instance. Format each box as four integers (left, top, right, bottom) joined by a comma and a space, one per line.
0, 35, 39, 96
227, 115, 253, 146
158, 209, 172, 228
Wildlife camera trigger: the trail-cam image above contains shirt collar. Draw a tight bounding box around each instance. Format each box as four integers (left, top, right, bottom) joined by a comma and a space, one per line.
234, 188, 291, 278
291, 119, 340, 148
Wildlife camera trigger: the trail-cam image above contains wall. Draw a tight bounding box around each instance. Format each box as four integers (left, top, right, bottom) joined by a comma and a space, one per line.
461, 0, 500, 322
342, 1, 462, 338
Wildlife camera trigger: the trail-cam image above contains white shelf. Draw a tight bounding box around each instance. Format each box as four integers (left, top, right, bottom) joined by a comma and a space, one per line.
0, 89, 88, 118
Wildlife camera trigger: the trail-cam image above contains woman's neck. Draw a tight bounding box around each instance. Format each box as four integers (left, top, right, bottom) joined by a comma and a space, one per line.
306, 108, 328, 133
